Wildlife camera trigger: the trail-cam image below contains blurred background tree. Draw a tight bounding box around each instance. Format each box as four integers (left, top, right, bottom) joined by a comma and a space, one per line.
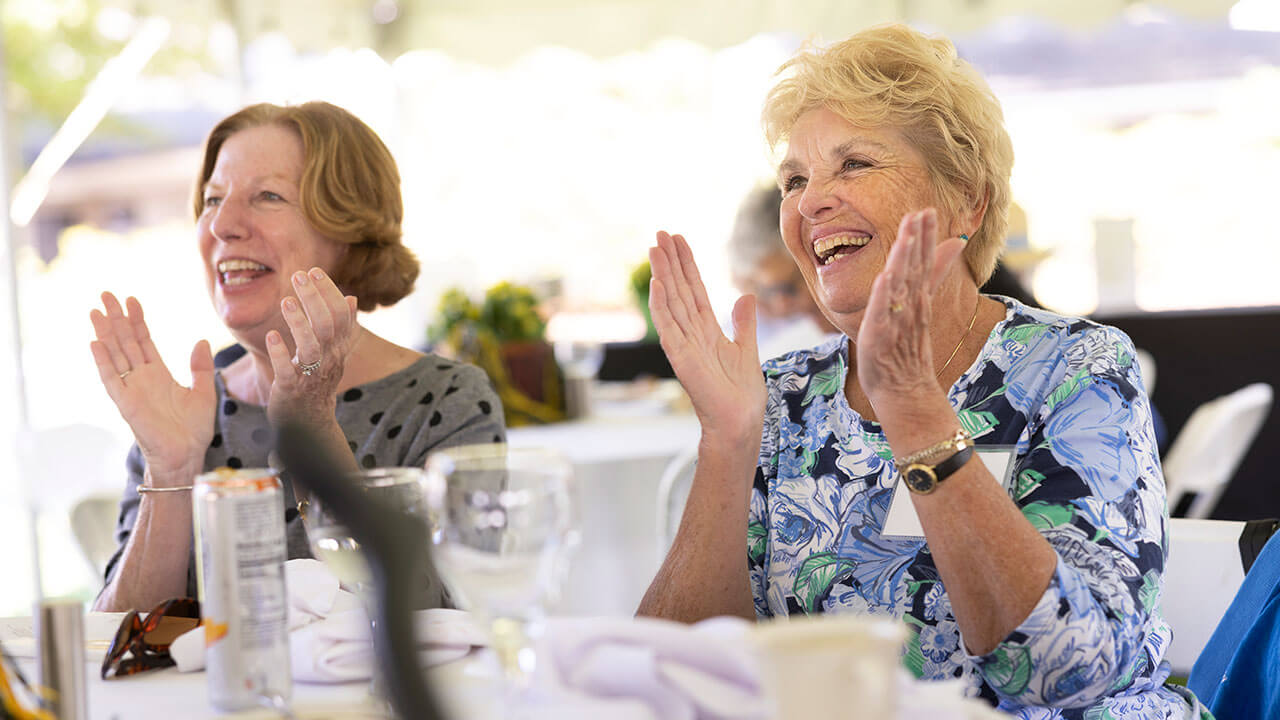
2, 0, 215, 159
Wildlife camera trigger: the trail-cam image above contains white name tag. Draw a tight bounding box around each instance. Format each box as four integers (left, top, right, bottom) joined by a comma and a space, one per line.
881, 446, 1017, 538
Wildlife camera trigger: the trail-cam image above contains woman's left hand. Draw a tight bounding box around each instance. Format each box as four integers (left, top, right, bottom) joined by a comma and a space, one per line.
264, 266, 360, 426
856, 208, 967, 405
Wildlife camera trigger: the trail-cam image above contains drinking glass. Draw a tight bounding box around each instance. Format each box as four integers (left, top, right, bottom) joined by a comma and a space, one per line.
553, 341, 605, 379
423, 444, 574, 690
299, 467, 436, 698
554, 342, 605, 419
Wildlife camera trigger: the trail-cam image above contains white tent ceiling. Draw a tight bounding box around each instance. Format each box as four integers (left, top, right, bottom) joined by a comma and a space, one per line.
130, 0, 1240, 65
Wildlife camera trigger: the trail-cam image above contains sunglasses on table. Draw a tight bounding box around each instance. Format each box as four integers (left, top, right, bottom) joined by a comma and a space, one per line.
100, 597, 200, 680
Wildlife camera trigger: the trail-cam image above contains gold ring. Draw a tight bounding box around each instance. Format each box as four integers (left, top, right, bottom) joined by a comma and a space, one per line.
118, 370, 132, 380
889, 302, 904, 314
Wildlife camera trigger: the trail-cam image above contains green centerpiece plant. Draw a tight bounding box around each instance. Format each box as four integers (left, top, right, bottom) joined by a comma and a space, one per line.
429, 283, 562, 426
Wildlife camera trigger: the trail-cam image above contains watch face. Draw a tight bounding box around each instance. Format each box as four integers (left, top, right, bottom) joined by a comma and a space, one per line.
905, 466, 937, 494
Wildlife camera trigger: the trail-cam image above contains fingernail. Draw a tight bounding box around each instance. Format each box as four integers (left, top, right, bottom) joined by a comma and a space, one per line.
284, 297, 298, 311
309, 268, 324, 281
267, 332, 281, 345
293, 271, 307, 286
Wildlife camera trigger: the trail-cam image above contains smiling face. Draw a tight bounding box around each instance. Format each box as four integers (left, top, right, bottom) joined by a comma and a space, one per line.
197, 124, 347, 348
778, 107, 959, 334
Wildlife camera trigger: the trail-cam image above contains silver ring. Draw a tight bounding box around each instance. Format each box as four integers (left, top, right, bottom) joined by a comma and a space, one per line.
298, 359, 321, 376
118, 370, 132, 380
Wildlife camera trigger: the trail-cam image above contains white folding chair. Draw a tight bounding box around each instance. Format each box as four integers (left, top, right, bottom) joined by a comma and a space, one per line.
1134, 347, 1157, 394
69, 492, 125, 578
16, 423, 128, 591
654, 444, 698, 561
1162, 518, 1250, 676
1162, 383, 1272, 519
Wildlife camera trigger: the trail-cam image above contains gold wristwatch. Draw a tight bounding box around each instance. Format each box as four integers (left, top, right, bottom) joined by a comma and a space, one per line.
900, 435, 975, 495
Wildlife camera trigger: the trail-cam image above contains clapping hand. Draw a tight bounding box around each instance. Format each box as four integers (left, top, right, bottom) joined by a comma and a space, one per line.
856, 208, 967, 403
89, 293, 216, 477
263, 266, 360, 426
648, 232, 766, 442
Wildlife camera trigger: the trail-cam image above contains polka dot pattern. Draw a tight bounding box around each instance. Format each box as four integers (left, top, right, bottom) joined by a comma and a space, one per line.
112, 355, 506, 602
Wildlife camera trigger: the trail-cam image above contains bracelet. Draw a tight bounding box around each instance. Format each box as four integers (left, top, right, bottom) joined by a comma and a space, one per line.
896, 427, 971, 466
137, 484, 194, 494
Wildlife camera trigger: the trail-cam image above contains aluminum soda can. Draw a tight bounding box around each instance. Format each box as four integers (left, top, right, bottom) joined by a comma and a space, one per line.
193, 467, 292, 712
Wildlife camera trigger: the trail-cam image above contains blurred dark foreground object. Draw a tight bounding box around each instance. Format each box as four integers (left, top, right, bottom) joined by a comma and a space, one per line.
277, 423, 447, 720
597, 341, 674, 381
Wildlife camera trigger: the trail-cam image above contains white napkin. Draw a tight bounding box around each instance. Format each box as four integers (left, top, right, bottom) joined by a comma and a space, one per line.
290, 606, 484, 683
543, 616, 766, 720
541, 616, 1009, 720
170, 558, 485, 681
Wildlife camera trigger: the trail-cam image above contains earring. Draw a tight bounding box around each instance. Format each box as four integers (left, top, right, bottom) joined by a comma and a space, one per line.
959, 233, 969, 241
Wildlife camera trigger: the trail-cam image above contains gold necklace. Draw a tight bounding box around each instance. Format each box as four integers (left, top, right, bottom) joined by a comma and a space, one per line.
935, 297, 980, 379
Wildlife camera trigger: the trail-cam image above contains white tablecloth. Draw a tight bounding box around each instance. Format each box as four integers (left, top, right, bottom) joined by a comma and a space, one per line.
1, 614, 1007, 720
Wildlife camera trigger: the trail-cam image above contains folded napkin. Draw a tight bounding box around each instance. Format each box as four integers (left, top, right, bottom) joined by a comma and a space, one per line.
541, 616, 1008, 720
170, 558, 486, 682
542, 615, 766, 720
290, 606, 484, 683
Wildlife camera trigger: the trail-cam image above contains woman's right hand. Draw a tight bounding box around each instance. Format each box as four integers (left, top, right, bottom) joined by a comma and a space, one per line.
89, 292, 216, 478
649, 232, 766, 442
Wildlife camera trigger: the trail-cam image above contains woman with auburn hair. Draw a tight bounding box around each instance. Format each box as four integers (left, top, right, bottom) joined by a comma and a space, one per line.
90, 101, 503, 611
639, 25, 1203, 718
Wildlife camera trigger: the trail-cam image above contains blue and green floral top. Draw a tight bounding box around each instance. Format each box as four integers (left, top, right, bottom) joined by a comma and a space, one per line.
748, 297, 1207, 719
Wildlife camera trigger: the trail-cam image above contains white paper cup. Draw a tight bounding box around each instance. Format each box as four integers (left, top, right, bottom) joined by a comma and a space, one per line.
751, 614, 905, 719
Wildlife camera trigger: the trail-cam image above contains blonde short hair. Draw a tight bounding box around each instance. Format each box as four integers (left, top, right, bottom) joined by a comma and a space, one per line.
194, 102, 418, 311
762, 24, 1014, 284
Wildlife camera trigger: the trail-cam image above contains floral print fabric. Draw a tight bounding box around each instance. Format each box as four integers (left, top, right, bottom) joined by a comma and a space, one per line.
748, 297, 1205, 719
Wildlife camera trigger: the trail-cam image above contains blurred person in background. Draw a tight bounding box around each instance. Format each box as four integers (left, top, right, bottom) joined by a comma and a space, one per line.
89, 101, 503, 611
728, 184, 839, 360
639, 25, 1200, 718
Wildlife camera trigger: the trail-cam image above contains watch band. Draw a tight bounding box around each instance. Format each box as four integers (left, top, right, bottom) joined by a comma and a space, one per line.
901, 444, 975, 495
897, 427, 971, 466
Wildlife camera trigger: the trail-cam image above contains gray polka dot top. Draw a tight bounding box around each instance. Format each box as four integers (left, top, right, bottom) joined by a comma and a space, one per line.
104, 354, 505, 601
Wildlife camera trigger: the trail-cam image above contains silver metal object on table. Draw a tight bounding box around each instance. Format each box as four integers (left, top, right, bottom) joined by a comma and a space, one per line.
36, 597, 87, 720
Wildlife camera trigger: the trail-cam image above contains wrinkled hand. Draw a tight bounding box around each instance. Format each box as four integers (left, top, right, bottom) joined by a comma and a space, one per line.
649, 232, 765, 441
264, 267, 359, 426
857, 208, 967, 404
90, 293, 215, 477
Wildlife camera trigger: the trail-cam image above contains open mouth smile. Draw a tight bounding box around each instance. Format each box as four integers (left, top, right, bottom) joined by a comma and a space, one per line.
813, 234, 870, 265
217, 259, 271, 286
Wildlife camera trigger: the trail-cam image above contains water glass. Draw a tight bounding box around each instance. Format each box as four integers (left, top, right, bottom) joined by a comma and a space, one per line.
424, 444, 575, 689
299, 466, 439, 698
